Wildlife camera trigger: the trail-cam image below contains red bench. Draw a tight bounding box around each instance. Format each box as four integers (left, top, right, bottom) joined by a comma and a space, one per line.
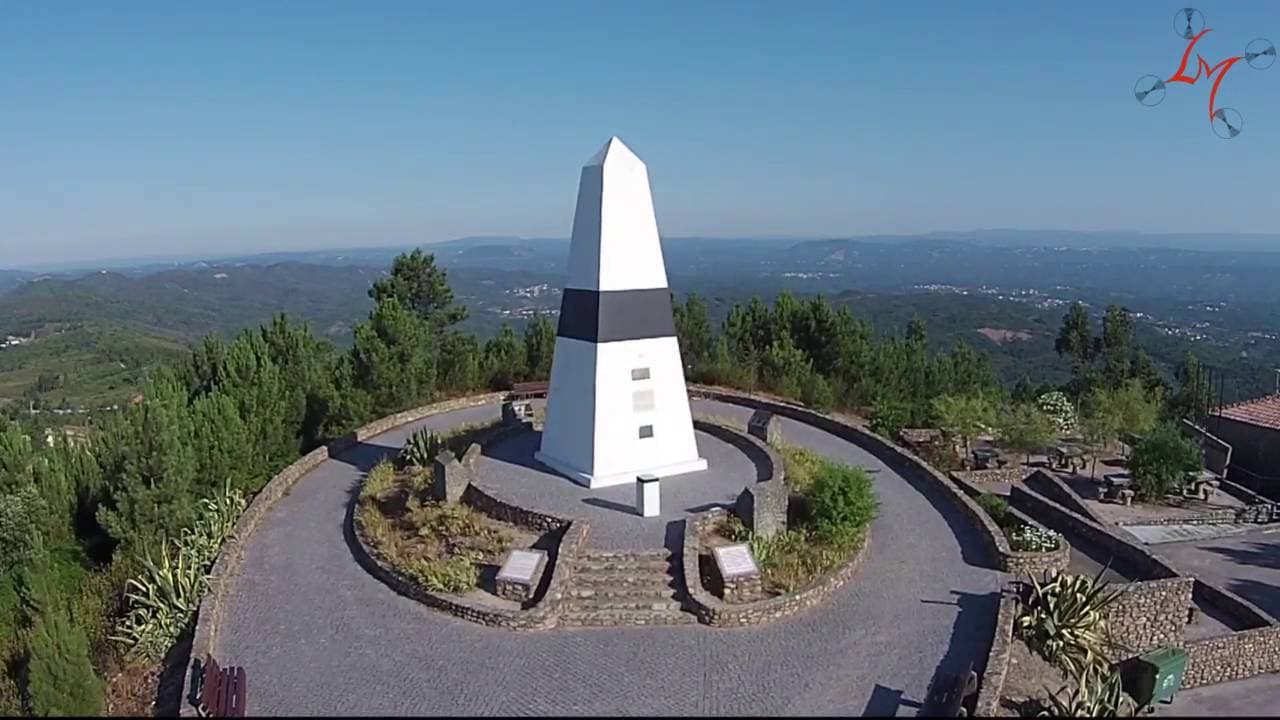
197, 655, 247, 717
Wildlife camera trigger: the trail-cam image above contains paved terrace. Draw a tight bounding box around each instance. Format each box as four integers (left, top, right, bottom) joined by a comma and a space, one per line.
213, 398, 1001, 716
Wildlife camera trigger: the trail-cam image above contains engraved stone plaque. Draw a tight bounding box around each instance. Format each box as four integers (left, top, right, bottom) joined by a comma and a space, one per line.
497, 549, 543, 582
713, 543, 759, 579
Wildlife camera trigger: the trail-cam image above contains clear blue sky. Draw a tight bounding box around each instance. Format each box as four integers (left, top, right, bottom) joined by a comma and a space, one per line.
2, 0, 1277, 266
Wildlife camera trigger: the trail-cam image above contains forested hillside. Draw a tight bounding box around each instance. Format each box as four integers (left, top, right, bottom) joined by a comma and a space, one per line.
0, 248, 1219, 716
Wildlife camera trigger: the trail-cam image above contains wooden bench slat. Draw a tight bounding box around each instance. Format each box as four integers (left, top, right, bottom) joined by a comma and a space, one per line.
230, 666, 247, 717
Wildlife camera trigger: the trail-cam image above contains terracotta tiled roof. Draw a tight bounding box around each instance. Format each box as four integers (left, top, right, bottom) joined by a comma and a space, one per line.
1215, 393, 1280, 431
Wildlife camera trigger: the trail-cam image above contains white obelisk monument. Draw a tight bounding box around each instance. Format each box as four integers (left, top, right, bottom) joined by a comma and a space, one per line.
535, 137, 707, 489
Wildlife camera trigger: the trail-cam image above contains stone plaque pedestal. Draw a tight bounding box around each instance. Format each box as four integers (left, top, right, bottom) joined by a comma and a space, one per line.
711, 543, 764, 603
495, 548, 548, 603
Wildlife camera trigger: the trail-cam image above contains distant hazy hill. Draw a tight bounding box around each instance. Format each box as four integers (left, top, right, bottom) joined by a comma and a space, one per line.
0, 262, 384, 342
0, 270, 33, 297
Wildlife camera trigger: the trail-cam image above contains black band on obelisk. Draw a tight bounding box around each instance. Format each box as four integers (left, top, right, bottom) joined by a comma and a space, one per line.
555, 287, 677, 343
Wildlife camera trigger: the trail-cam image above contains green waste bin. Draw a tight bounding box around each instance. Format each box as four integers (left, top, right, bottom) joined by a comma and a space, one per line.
1121, 646, 1188, 706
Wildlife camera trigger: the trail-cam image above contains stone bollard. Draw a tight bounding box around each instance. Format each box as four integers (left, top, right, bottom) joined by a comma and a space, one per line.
747, 410, 782, 447
432, 450, 471, 505
636, 474, 661, 517
736, 481, 788, 539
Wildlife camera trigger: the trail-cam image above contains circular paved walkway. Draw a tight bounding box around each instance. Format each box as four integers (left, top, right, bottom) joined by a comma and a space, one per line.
475, 424, 757, 550
215, 398, 1001, 716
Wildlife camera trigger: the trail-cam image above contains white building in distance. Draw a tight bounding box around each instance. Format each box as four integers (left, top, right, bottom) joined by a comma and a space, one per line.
535, 137, 707, 489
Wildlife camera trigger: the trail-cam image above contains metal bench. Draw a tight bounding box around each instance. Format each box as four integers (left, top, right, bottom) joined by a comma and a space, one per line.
197, 654, 247, 717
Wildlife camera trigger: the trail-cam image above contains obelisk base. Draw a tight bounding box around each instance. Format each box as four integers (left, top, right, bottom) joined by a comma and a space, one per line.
534, 450, 707, 489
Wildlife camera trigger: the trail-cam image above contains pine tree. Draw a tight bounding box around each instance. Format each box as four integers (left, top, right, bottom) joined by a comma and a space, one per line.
368, 249, 467, 329
20, 571, 104, 717
482, 324, 527, 389
522, 313, 557, 380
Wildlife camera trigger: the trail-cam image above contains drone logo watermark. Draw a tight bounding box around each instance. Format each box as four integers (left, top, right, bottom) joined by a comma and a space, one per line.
1134, 8, 1275, 139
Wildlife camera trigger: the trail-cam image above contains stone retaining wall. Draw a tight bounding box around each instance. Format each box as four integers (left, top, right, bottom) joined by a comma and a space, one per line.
1009, 484, 1181, 581
1024, 470, 1108, 525
1102, 577, 1194, 660
350, 502, 588, 630
1191, 579, 1275, 631
464, 483, 568, 534
974, 586, 1020, 718
681, 509, 871, 627
1114, 508, 1239, 527
1183, 626, 1280, 688
949, 472, 1069, 577
1002, 535, 1071, 578
952, 468, 1032, 486
688, 385, 1008, 572
182, 392, 506, 716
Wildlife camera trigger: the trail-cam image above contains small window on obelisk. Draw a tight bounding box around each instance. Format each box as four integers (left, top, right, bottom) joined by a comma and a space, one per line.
638, 425, 654, 439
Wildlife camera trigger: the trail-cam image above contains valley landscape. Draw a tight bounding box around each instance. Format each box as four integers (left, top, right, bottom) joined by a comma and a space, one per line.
4, 230, 1278, 417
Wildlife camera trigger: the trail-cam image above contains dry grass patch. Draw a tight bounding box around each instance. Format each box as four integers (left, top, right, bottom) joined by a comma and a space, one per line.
356, 459, 536, 595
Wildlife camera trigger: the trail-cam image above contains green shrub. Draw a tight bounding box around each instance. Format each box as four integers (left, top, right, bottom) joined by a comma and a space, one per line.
404, 555, 477, 594
800, 373, 836, 412
869, 398, 911, 439
780, 445, 824, 493
1017, 568, 1122, 678
717, 515, 751, 543
24, 601, 103, 717
1130, 423, 1202, 500
806, 463, 879, 544
0, 484, 47, 568
975, 493, 1011, 525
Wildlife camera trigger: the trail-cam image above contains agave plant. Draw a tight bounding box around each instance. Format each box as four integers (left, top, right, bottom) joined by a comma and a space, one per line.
110, 481, 247, 661
399, 428, 445, 469
1016, 567, 1124, 678
110, 541, 210, 660
1039, 663, 1134, 717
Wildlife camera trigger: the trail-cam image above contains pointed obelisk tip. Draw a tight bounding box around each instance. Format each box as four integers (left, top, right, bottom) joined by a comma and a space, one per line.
584, 135, 639, 167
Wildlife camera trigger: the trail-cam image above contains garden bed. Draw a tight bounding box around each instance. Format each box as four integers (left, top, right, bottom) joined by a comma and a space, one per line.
356, 460, 546, 600
695, 445, 876, 600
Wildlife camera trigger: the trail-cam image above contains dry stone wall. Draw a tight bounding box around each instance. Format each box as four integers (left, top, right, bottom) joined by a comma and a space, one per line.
1102, 577, 1194, 660
1183, 626, 1280, 688
974, 586, 1020, 718
1009, 484, 1181, 581
952, 468, 1032, 486
682, 510, 871, 627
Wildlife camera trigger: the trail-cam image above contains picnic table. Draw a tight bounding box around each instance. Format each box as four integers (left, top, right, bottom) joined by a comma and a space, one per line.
1049, 444, 1089, 473
1098, 472, 1136, 505
1184, 469, 1221, 501
970, 447, 1005, 470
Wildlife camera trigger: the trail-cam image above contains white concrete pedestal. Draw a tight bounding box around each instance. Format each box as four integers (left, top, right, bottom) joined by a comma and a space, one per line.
636, 474, 661, 517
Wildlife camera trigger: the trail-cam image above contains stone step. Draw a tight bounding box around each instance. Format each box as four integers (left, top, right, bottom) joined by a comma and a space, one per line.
570, 569, 677, 589
564, 597, 684, 612
571, 558, 672, 573
559, 608, 697, 627
578, 549, 671, 562
567, 584, 678, 601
